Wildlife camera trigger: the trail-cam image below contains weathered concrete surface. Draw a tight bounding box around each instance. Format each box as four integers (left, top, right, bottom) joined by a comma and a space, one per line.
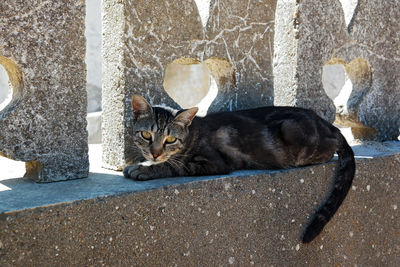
274, 0, 400, 139
1, 144, 399, 266
204, 0, 276, 111
102, 0, 276, 170
0, 1, 88, 182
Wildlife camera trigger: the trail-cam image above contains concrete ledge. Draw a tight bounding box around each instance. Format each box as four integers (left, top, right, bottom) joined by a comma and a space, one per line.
1, 144, 399, 265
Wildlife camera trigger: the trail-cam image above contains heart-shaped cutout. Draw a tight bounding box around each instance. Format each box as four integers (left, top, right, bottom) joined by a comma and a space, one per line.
322, 57, 377, 139
163, 57, 234, 116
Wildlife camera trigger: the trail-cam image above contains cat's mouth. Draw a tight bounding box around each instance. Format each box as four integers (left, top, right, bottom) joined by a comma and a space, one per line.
143, 154, 169, 165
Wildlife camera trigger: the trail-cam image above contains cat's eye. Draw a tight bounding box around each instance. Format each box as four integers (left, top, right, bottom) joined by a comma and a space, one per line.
141, 131, 152, 140
165, 136, 177, 144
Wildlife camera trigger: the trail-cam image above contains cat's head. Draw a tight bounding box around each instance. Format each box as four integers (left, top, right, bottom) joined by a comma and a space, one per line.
131, 95, 198, 164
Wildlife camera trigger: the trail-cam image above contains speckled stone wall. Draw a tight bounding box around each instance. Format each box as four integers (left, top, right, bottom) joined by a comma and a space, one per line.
274, 0, 400, 140
0, 1, 88, 182
102, 0, 276, 170
1, 155, 399, 266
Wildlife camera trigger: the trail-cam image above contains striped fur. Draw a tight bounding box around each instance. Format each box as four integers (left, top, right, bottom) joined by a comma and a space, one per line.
125, 95, 356, 243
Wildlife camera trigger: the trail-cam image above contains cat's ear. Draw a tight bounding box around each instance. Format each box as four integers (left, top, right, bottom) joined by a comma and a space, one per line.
174, 107, 198, 127
131, 95, 152, 118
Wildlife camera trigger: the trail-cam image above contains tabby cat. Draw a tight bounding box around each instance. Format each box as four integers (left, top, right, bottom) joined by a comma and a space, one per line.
124, 95, 356, 243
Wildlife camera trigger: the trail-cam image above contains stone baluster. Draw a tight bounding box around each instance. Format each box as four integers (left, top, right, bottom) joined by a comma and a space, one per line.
0, 0, 89, 182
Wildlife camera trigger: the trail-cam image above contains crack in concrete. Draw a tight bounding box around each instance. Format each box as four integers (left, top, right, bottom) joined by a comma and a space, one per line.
333, 40, 400, 63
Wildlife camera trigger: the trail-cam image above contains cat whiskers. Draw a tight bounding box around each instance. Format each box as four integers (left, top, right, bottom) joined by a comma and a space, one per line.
166, 157, 189, 174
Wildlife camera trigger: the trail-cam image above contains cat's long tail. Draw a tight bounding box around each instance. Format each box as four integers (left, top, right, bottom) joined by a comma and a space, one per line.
302, 132, 355, 243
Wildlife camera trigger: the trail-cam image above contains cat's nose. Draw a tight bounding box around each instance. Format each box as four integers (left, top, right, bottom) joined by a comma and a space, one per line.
150, 146, 162, 159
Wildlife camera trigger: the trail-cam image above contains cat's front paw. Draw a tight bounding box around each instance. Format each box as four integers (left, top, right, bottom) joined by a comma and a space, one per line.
123, 163, 153, 181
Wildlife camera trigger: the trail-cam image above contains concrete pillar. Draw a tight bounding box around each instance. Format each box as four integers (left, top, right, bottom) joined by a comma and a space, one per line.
273, 0, 346, 122
0, 1, 89, 182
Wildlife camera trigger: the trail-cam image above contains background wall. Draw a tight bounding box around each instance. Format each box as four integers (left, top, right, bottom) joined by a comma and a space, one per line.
85, 0, 102, 113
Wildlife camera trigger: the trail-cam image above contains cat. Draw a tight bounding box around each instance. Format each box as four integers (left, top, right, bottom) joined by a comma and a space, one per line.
123, 95, 356, 243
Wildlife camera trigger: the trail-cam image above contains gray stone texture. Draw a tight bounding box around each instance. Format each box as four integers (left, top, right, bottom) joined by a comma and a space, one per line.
204, 0, 276, 110
1, 153, 399, 266
274, 0, 400, 140
0, 0, 88, 182
102, 0, 276, 169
